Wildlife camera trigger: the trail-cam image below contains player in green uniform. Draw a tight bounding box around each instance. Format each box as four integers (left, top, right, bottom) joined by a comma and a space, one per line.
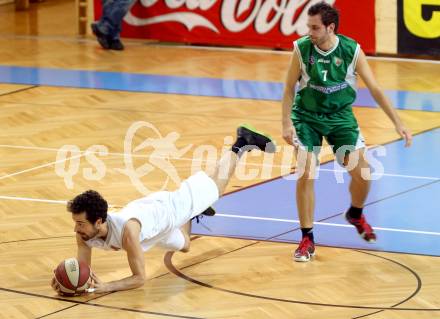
281, 2, 413, 262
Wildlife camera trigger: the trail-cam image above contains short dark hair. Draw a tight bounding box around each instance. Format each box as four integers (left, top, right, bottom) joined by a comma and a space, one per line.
308, 2, 339, 33
67, 190, 108, 224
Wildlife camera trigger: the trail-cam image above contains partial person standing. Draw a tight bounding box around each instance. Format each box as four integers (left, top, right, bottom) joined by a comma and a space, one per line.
91, 0, 134, 50
281, 2, 412, 262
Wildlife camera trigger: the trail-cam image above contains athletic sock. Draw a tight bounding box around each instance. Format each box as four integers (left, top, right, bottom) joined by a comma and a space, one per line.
301, 228, 314, 242
347, 205, 363, 219
231, 137, 247, 155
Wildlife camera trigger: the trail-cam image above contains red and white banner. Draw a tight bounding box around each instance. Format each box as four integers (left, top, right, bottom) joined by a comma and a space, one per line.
94, 0, 376, 53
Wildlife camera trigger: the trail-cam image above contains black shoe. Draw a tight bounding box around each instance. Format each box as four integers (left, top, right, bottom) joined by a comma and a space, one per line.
237, 124, 276, 153
192, 206, 216, 223
109, 39, 124, 51
91, 22, 110, 49
201, 206, 216, 216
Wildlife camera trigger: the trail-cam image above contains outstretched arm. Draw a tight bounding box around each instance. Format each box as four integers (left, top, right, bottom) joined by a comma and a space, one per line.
281, 48, 301, 146
90, 219, 146, 293
356, 49, 412, 147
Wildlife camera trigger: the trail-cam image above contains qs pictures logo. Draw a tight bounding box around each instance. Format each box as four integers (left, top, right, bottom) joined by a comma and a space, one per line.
403, 0, 440, 38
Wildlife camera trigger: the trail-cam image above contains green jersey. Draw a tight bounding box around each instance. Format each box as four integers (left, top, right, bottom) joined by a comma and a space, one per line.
293, 34, 360, 113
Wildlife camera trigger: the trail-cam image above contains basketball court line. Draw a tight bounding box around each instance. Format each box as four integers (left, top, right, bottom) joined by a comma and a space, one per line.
0, 237, 209, 319
201, 180, 439, 254
1, 65, 439, 111
0, 233, 429, 316
194, 178, 440, 243
0, 237, 207, 319
196, 177, 440, 259
0, 235, 74, 245
0, 178, 435, 315
0, 195, 68, 204
1, 130, 438, 253
164, 247, 438, 313
161, 241, 422, 319
0, 220, 427, 319
0, 84, 38, 97
34, 304, 79, 319
0, 152, 84, 180
192, 128, 440, 255
1, 130, 438, 248
0, 286, 205, 319
161, 182, 436, 316
0, 144, 438, 181
0, 186, 438, 238
169, 247, 419, 319
214, 213, 440, 236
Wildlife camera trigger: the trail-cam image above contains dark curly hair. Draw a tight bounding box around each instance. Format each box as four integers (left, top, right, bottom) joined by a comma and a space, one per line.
308, 2, 339, 33
67, 190, 108, 224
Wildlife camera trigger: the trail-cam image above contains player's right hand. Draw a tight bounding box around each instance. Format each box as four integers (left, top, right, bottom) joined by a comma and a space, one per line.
51, 275, 61, 294
51, 271, 67, 296
282, 121, 298, 147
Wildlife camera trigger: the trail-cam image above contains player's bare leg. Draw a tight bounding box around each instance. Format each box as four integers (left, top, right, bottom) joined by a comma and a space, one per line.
185, 124, 275, 252
344, 148, 376, 242
180, 221, 191, 253
294, 149, 318, 262
346, 149, 371, 207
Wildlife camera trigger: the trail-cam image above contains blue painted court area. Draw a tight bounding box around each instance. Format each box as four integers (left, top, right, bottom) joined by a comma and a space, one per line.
1, 65, 440, 112
193, 129, 440, 256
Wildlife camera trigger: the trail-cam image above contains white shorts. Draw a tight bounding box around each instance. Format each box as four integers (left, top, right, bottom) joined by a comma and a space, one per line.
171, 170, 219, 222
137, 171, 219, 251
155, 228, 186, 251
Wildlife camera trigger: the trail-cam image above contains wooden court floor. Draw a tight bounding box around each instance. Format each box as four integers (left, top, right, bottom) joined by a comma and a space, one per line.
1, 1, 440, 318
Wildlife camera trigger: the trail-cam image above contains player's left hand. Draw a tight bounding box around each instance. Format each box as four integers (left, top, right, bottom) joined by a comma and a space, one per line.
88, 272, 109, 293
395, 124, 412, 147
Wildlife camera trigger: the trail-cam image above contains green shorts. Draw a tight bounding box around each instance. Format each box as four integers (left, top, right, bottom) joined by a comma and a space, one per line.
291, 106, 365, 158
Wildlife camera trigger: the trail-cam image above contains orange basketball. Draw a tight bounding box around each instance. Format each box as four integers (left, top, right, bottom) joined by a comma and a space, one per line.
54, 258, 91, 296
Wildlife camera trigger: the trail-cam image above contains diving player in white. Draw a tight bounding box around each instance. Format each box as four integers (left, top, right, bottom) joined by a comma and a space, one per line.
51, 125, 275, 294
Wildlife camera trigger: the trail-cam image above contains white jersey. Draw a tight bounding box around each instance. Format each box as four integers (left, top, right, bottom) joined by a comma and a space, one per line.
85, 171, 219, 252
